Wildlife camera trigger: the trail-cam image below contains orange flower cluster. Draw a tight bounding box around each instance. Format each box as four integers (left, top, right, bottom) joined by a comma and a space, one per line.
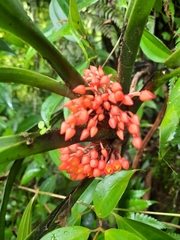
59, 65, 155, 180
59, 142, 130, 181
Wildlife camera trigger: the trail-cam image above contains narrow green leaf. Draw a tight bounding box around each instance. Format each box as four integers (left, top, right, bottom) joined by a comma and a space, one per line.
17, 193, 38, 240
0, 68, 76, 99
159, 78, 180, 157
40, 226, 90, 240
0, 160, 23, 240
105, 229, 142, 240
115, 215, 174, 240
165, 47, 180, 68
140, 29, 171, 63
38, 175, 57, 205
41, 94, 63, 127
69, 0, 89, 60
93, 170, 136, 218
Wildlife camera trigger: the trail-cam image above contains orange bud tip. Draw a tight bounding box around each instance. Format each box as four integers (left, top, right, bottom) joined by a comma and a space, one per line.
72, 85, 86, 95
139, 90, 155, 101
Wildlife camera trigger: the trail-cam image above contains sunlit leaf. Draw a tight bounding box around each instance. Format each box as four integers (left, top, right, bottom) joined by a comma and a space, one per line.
105, 229, 142, 240
41, 93, 63, 127
40, 226, 90, 240
115, 215, 174, 240
93, 170, 136, 218
140, 29, 171, 63
17, 193, 37, 240
159, 78, 180, 157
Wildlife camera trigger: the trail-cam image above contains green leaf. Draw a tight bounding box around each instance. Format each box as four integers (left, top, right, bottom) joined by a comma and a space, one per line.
0, 68, 76, 99
17, 193, 37, 240
17, 115, 41, 133
37, 175, 57, 205
0, 38, 14, 54
129, 213, 166, 230
41, 94, 63, 127
0, 83, 13, 109
115, 215, 174, 240
48, 149, 60, 167
140, 29, 171, 63
20, 161, 43, 185
125, 199, 155, 211
40, 226, 90, 240
69, 0, 89, 60
165, 47, 180, 68
68, 179, 99, 225
105, 229, 142, 240
93, 170, 136, 218
159, 78, 180, 157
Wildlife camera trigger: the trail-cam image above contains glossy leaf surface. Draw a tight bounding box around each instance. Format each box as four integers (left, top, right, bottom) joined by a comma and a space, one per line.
17, 194, 37, 240
115, 216, 174, 240
40, 224, 90, 240
140, 29, 171, 63
159, 78, 180, 157
93, 170, 136, 218
105, 229, 142, 240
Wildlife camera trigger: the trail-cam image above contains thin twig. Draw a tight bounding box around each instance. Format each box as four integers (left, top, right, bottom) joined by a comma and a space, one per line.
18, 186, 66, 200
102, 33, 122, 68
115, 208, 180, 218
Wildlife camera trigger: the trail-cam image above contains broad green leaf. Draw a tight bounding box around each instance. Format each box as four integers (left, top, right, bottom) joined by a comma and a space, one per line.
115, 215, 174, 240
48, 149, 60, 167
93, 170, 136, 218
40, 226, 90, 240
41, 93, 63, 127
165, 47, 180, 68
140, 29, 171, 63
159, 78, 180, 157
129, 213, 166, 230
20, 161, 44, 185
0, 68, 75, 99
68, 179, 99, 225
17, 193, 37, 240
37, 175, 57, 205
105, 229, 142, 240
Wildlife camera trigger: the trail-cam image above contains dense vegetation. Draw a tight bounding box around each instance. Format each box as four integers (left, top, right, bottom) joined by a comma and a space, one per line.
0, 0, 180, 239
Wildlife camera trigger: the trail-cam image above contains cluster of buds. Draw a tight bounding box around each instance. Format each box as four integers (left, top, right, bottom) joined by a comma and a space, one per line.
59, 142, 130, 181
59, 66, 155, 180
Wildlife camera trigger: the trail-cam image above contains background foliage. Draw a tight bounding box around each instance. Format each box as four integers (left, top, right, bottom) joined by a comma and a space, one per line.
0, 0, 180, 239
